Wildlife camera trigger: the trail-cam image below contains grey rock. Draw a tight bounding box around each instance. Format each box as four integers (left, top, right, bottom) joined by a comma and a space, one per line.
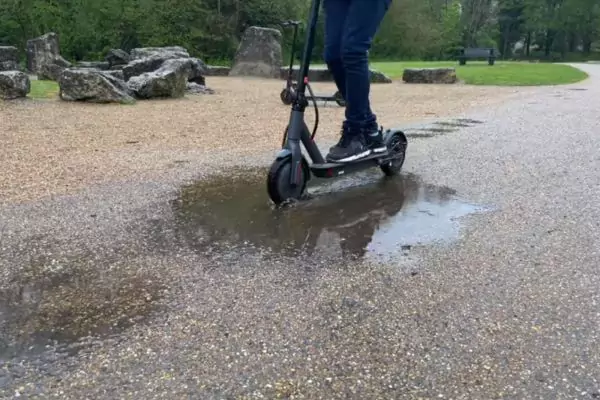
127, 58, 191, 99
402, 68, 457, 84
122, 56, 167, 81
103, 70, 125, 81
0, 71, 30, 99
186, 82, 215, 95
58, 69, 135, 104
279, 66, 391, 83
105, 49, 130, 68
77, 61, 110, 70
38, 62, 65, 81
26, 32, 71, 74
0, 46, 19, 71
206, 65, 231, 76
230, 26, 282, 78
188, 58, 208, 85
130, 46, 190, 61
370, 69, 393, 83
53, 55, 72, 68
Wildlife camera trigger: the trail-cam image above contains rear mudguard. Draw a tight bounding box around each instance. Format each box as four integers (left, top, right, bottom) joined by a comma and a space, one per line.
275, 149, 311, 183
382, 129, 408, 148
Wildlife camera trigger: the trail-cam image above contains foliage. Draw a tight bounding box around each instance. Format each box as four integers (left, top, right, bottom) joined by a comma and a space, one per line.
0, 0, 599, 63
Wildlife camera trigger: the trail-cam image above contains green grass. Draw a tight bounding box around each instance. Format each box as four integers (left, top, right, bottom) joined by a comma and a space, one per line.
369, 61, 588, 86
28, 79, 59, 99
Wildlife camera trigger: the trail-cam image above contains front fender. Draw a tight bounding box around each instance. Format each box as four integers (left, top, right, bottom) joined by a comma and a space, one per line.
275, 149, 292, 160
274, 149, 311, 182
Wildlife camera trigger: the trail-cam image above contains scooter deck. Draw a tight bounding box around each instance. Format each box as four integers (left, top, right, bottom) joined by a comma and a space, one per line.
310, 152, 395, 178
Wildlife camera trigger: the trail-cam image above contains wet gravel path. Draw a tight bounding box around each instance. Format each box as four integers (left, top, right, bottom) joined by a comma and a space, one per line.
1, 64, 600, 399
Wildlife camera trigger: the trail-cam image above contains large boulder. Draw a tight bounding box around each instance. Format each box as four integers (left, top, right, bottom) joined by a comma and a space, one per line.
279, 66, 391, 83
127, 58, 191, 99
26, 32, 72, 74
130, 46, 189, 61
402, 68, 457, 84
58, 69, 135, 104
0, 46, 19, 71
0, 71, 30, 99
123, 55, 206, 83
105, 49, 130, 68
229, 26, 282, 79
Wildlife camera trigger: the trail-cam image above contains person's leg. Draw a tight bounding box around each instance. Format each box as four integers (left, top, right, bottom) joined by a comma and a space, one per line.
323, 0, 350, 102
326, 0, 392, 162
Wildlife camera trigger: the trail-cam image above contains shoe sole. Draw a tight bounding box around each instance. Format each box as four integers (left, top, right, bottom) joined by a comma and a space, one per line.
370, 146, 387, 154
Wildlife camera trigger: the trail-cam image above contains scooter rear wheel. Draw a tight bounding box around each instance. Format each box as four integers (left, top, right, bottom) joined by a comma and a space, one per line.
267, 157, 308, 205
380, 131, 408, 176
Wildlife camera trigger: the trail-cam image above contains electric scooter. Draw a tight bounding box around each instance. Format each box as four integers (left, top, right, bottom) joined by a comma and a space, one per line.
279, 20, 346, 107
267, 0, 408, 205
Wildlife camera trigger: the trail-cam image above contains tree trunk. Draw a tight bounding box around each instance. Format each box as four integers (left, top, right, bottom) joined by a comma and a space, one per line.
525, 31, 531, 57
544, 29, 554, 57
582, 34, 592, 54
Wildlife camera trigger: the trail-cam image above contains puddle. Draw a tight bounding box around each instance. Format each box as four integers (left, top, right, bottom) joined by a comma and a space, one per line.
0, 253, 168, 360
434, 121, 471, 128
401, 118, 482, 139
172, 168, 489, 262
455, 118, 484, 124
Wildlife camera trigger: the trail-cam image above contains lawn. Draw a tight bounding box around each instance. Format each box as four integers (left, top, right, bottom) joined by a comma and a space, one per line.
28, 79, 59, 99
370, 61, 588, 86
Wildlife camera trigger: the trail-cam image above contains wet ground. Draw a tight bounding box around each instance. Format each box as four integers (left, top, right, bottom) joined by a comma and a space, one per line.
1, 168, 487, 364
1, 64, 600, 398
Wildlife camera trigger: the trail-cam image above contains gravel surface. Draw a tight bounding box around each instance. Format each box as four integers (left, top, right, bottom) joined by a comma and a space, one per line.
1, 66, 599, 399
0, 76, 527, 205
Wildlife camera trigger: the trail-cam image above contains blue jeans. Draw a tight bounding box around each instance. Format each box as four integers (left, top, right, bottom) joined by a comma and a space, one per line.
323, 0, 391, 137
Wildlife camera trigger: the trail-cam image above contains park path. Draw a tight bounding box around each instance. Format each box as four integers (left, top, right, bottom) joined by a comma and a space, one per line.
1, 64, 599, 398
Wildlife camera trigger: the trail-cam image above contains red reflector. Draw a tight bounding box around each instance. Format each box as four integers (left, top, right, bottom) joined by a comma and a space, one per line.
327, 168, 333, 177
304, 77, 309, 84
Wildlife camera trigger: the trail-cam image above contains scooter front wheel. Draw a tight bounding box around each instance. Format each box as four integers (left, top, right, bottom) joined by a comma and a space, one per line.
267, 157, 308, 205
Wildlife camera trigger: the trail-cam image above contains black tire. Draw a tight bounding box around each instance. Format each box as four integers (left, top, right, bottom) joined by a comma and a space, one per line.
334, 90, 346, 107
380, 131, 408, 176
267, 157, 308, 205
280, 88, 293, 105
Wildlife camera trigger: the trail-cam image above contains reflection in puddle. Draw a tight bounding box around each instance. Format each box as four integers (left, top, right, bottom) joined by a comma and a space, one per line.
173, 170, 490, 262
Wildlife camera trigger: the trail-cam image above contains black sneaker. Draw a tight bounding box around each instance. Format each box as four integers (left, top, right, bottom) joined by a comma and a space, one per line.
326, 134, 371, 163
364, 126, 388, 155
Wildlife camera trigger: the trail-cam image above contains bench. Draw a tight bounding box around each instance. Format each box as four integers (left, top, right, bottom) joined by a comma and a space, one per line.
457, 48, 496, 66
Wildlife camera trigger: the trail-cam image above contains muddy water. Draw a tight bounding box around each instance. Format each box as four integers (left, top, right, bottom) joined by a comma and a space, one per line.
173, 169, 489, 262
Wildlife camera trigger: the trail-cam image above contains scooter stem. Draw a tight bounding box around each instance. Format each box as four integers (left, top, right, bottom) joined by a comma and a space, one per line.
293, 0, 321, 103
